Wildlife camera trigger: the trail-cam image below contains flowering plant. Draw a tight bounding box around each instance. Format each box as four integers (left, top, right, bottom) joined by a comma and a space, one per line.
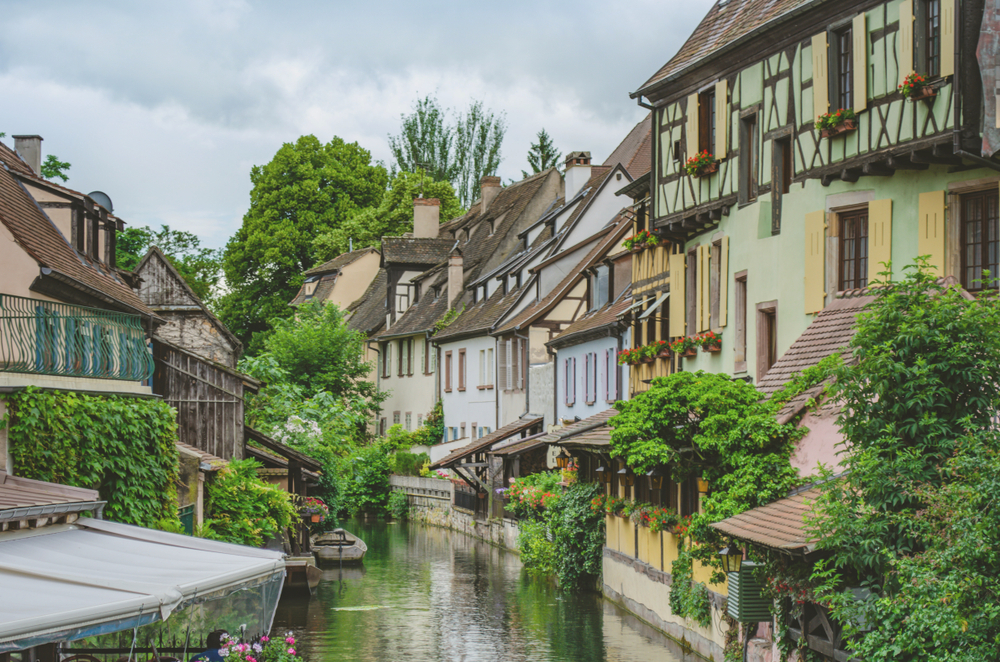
618, 341, 669, 365
561, 460, 578, 485
673, 514, 693, 537
634, 504, 681, 533
685, 150, 716, 176
669, 336, 700, 355
696, 331, 721, 349
301, 497, 328, 518
197, 633, 305, 662
815, 108, 856, 130
622, 229, 659, 251
899, 71, 929, 98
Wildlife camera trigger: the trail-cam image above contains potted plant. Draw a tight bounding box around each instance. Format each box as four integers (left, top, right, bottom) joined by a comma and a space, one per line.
816, 108, 857, 138
698, 331, 722, 353
622, 229, 660, 251
685, 151, 718, 178
652, 340, 671, 359
670, 336, 700, 358
617, 348, 639, 366
302, 496, 329, 524
900, 72, 936, 101
639, 344, 656, 364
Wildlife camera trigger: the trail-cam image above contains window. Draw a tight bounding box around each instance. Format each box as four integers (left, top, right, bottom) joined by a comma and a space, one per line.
565, 357, 576, 406
739, 113, 758, 203
916, 0, 942, 77
832, 26, 853, 110
382, 343, 392, 379
734, 272, 748, 373
756, 301, 778, 383
405, 412, 412, 431
593, 265, 610, 309
471, 422, 478, 440
417, 414, 423, 428
407, 338, 414, 375
487, 348, 494, 386
772, 137, 792, 235
479, 349, 486, 386
444, 351, 453, 392
961, 189, 1000, 291
686, 246, 698, 335
839, 209, 869, 290
698, 88, 716, 154
303, 277, 318, 299
379, 418, 386, 436
460, 423, 466, 439
393, 411, 401, 426
458, 349, 467, 391
585, 352, 597, 404
673, 140, 682, 165
499, 338, 523, 392
397, 339, 404, 377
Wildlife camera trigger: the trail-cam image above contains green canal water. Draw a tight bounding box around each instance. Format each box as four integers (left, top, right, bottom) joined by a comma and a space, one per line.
272, 520, 694, 662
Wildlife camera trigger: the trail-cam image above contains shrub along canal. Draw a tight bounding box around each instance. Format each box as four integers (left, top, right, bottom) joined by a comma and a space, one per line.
273, 520, 697, 662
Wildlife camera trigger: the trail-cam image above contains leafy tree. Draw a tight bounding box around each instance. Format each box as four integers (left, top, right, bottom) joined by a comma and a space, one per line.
40, 154, 71, 182
117, 224, 222, 303
312, 169, 462, 262
388, 96, 507, 207
521, 128, 561, 178
218, 135, 388, 351
342, 439, 396, 516
200, 458, 299, 547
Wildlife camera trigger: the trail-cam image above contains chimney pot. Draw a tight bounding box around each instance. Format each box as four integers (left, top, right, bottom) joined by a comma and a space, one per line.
413, 197, 440, 238
12, 135, 43, 176
448, 247, 464, 305
480, 176, 501, 213
563, 150, 592, 201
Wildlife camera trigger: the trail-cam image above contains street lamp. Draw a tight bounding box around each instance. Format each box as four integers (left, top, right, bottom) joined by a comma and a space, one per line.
719, 541, 743, 574
555, 448, 572, 469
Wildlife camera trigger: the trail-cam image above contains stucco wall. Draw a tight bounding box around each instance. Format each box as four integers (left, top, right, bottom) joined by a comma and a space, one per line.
555, 334, 628, 424
0, 221, 52, 301
155, 312, 238, 367
439, 335, 498, 440
528, 362, 553, 425
379, 332, 438, 434
327, 251, 380, 310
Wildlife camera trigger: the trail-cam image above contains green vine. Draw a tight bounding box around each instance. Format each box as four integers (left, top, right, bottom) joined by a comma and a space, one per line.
4, 386, 181, 528
433, 305, 464, 333
669, 542, 712, 627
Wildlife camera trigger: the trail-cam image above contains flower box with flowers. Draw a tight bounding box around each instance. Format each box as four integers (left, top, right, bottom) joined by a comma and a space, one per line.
685, 151, 718, 178
622, 229, 660, 252
900, 72, 936, 101
301, 497, 329, 524
669, 336, 700, 358
816, 109, 857, 138
697, 331, 722, 353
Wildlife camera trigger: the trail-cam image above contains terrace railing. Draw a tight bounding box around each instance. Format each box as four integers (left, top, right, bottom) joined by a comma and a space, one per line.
0, 293, 154, 381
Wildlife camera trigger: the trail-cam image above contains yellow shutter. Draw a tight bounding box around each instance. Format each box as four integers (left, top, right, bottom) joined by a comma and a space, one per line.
804, 211, 826, 313
700, 244, 711, 332
868, 199, 893, 283
852, 13, 867, 113
687, 93, 700, 161
811, 33, 829, 119
669, 253, 686, 337
941, 0, 955, 77
714, 80, 728, 158
899, 0, 914, 83
719, 236, 729, 327
918, 191, 947, 277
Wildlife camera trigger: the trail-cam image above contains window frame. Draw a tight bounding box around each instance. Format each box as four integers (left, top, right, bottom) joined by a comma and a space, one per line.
830, 24, 853, 110
458, 348, 467, 391
839, 208, 870, 291
960, 188, 1000, 292
915, 0, 942, 78
444, 350, 453, 392
755, 300, 779, 383
698, 88, 716, 155
739, 110, 759, 205
734, 271, 748, 374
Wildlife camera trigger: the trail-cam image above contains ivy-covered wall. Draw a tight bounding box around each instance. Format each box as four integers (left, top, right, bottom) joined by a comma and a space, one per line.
3, 387, 181, 528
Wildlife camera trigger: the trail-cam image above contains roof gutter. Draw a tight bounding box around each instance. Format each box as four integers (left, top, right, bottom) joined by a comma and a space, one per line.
0, 500, 106, 522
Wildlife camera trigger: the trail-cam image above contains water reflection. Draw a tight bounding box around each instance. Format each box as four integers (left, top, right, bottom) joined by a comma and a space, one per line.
273, 521, 694, 662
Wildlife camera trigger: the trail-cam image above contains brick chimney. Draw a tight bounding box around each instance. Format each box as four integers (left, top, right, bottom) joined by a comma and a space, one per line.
448, 246, 464, 305
413, 198, 440, 238
564, 151, 592, 201
480, 175, 501, 212
12, 135, 43, 176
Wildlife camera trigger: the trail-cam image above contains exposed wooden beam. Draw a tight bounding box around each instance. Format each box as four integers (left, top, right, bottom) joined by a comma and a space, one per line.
820, 174, 837, 187
709, 208, 723, 221
862, 162, 895, 177
840, 168, 861, 183
886, 155, 928, 170
911, 149, 962, 166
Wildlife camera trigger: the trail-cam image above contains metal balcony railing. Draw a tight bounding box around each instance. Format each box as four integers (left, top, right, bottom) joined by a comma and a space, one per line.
0, 293, 154, 381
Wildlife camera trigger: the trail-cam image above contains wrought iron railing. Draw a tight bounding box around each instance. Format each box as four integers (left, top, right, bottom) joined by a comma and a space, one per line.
0, 293, 154, 381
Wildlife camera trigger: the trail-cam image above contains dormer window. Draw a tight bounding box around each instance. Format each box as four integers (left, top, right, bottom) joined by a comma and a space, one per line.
592, 265, 610, 310
303, 276, 319, 299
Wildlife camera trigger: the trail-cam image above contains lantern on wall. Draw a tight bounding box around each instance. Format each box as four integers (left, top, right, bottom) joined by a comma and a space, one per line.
617, 468, 634, 487
696, 475, 710, 494
596, 465, 610, 484
555, 448, 572, 469
718, 541, 744, 574
646, 468, 664, 490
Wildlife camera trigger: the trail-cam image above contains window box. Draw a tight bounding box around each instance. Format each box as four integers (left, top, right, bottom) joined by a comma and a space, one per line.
656, 347, 672, 359
702, 342, 722, 353
692, 161, 718, 178
908, 85, 937, 102
819, 119, 857, 139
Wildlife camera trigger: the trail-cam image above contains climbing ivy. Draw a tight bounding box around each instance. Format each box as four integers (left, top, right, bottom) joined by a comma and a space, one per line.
4, 387, 181, 528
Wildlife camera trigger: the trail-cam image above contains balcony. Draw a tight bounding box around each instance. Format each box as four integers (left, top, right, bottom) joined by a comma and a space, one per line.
0, 294, 154, 382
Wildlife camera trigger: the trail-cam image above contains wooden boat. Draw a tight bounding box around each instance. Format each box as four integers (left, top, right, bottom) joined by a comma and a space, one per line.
283, 555, 322, 593
311, 528, 367, 565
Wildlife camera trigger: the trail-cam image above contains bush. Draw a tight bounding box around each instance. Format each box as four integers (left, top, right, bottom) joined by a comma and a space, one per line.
518, 519, 556, 576
394, 451, 430, 476
547, 482, 606, 587
387, 490, 409, 520
342, 440, 394, 516
504, 470, 562, 519
201, 459, 299, 547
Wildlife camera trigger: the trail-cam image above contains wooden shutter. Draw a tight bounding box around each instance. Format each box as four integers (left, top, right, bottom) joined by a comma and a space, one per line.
852, 13, 867, 113
669, 253, 687, 337
804, 211, 826, 313
941, 0, 955, 77
686, 93, 700, 161
586, 353, 592, 402
918, 191, 947, 277
698, 244, 711, 332
812, 33, 829, 118
714, 80, 728, 158
517, 339, 524, 390
506, 339, 514, 389
899, 0, 914, 83
564, 359, 570, 405
498, 340, 507, 390
868, 198, 893, 283
719, 236, 729, 327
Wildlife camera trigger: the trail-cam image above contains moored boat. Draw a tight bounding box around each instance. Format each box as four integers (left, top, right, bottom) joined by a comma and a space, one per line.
311, 528, 367, 565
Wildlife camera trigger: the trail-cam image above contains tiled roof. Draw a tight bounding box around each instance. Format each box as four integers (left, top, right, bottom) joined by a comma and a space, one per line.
346, 269, 388, 336
430, 416, 544, 469
0, 157, 154, 316
291, 247, 379, 306
375, 277, 452, 339
636, 0, 813, 96
381, 237, 455, 266
0, 471, 99, 512
547, 291, 632, 349
711, 485, 823, 554
603, 114, 652, 179
433, 284, 525, 342
553, 408, 620, 448
0, 142, 35, 177
306, 247, 378, 276
490, 431, 552, 457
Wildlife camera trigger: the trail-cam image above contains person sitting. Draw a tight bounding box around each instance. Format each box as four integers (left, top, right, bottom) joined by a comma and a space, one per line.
189, 630, 228, 662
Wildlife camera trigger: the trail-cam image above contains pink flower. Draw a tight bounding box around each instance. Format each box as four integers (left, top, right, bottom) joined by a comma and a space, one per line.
285, 637, 295, 645
287, 649, 295, 656
260, 637, 269, 643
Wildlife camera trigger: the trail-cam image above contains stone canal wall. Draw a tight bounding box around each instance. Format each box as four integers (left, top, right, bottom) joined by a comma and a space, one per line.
389, 475, 520, 552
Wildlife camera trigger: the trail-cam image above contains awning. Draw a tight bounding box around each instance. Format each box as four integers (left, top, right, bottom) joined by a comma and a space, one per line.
430, 417, 544, 469
710, 485, 824, 555
0, 518, 285, 652
638, 291, 669, 319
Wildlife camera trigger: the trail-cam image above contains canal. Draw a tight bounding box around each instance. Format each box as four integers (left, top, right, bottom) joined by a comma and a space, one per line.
273, 521, 695, 662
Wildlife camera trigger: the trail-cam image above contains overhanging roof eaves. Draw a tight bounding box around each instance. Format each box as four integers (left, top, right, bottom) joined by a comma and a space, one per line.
710, 486, 824, 555
430, 417, 544, 469
245, 426, 322, 472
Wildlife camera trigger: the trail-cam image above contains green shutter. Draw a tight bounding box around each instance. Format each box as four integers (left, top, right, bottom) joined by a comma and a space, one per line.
727, 562, 772, 623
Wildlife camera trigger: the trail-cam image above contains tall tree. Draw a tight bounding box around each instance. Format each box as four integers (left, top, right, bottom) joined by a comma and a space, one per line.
312, 169, 463, 262
116, 224, 223, 303
388, 97, 507, 207
521, 128, 561, 178
217, 135, 388, 352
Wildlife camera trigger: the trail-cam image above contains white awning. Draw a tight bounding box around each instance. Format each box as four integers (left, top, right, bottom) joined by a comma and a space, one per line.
0, 518, 285, 652
638, 291, 670, 319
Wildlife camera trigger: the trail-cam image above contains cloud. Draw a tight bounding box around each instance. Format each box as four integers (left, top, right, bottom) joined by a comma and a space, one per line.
0, 0, 713, 249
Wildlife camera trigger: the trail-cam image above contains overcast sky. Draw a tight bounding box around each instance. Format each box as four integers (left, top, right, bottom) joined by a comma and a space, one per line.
0, 0, 712, 249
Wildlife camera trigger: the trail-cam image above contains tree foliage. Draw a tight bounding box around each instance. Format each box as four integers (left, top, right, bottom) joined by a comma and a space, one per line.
117, 224, 223, 303
521, 128, 561, 178
388, 96, 507, 207
312, 169, 462, 262
40, 154, 71, 182
201, 459, 299, 547
218, 135, 388, 351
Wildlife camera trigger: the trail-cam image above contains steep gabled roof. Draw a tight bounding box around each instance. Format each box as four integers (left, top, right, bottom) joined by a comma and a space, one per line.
375, 274, 452, 340
381, 237, 455, 266
547, 290, 633, 350
305, 247, 378, 276
346, 268, 388, 337
433, 283, 525, 343
603, 114, 653, 179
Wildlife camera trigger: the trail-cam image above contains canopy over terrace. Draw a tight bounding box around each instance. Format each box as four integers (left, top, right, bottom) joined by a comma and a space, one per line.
430, 417, 544, 493
710, 485, 824, 556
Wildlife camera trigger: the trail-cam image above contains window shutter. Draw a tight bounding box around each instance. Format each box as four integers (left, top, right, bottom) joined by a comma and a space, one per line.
852, 13, 867, 113
868, 199, 893, 283
918, 191, 947, 277
719, 236, 729, 327
602, 349, 608, 401
804, 211, 827, 313
698, 244, 711, 332
714, 80, 728, 158
812, 33, 829, 117
506, 339, 513, 389
669, 253, 687, 337
517, 339, 524, 390
941, 0, 955, 77
498, 340, 507, 390
572, 358, 577, 404
564, 360, 570, 405
686, 93, 700, 161
898, 0, 914, 85
585, 353, 590, 402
